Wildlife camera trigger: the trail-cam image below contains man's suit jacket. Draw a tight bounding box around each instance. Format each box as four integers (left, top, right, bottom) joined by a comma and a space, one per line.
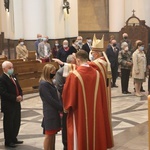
106, 45, 119, 67
0, 73, 22, 112
82, 43, 91, 54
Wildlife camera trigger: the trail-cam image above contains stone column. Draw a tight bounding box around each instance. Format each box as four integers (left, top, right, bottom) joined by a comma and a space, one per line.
22, 0, 46, 39
0, 0, 2, 33
45, 0, 78, 39
45, 0, 65, 39
64, 0, 78, 38
109, 0, 125, 32
0, 0, 9, 38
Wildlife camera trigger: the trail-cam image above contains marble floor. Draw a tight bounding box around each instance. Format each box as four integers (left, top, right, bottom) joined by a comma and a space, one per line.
0, 77, 149, 150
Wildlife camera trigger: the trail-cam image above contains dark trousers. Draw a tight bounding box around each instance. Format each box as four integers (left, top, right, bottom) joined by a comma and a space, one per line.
3, 108, 21, 144
121, 69, 130, 92
111, 65, 118, 85
62, 112, 67, 150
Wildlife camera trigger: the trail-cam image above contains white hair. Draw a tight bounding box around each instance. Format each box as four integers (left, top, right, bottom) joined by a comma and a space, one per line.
121, 42, 128, 49
2, 61, 12, 69
63, 40, 68, 43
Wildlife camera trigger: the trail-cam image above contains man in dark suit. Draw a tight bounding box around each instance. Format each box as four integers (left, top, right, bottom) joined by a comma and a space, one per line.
106, 39, 119, 87
82, 37, 92, 54
0, 61, 23, 148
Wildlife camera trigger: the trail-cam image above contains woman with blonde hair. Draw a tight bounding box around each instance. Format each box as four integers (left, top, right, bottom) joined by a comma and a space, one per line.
39, 64, 62, 150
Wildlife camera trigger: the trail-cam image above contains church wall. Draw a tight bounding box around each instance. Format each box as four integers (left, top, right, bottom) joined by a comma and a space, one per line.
125, 0, 150, 27
0, 0, 78, 57
1, 0, 150, 57
78, 0, 109, 31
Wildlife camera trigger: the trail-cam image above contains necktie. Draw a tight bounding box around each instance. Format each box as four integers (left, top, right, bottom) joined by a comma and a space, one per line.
10, 77, 19, 96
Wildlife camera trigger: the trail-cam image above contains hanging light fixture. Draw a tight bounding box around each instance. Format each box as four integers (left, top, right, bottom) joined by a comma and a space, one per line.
63, 0, 70, 14
4, 0, 9, 12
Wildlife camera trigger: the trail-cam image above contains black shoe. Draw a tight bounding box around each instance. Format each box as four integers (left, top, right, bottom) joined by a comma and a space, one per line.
122, 91, 127, 94
113, 84, 118, 88
14, 140, 23, 144
140, 89, 145, 92
127, 91, 131, 94
5, 142, 16, 148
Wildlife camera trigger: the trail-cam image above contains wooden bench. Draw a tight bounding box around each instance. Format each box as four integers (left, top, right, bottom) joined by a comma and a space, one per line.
15, 61, 59, 94
28, 51, 36, 61
0, 55, 7, 61
0, 59, 23, 64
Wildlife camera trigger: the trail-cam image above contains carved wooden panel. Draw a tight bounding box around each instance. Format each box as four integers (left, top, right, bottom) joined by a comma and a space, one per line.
119, 14, 150, 51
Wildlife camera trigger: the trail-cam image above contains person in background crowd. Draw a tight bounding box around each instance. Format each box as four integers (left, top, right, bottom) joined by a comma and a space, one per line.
52, 40, 60, 58
132, 41, 146, 97
0, 61, 23, 148
16, 38, 28, 61
39, 64, 63, 150
120, 33, 132, 52
118, 42, 132, 94
38, 36, 51, 63
107, 35, 120, 49
106, 39, 119, 87
82, 37, 92, 54
76, 36, 83, 50
35, 34, 42, 59
57, 40, 71, 63
69, 39, 78, 54
133, 40, 145, 92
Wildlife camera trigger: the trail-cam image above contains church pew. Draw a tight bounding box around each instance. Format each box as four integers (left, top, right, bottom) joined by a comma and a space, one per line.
0, 55, 7, 61
15, 61, 59, 94
28, 51, 36, 61
0, 59, 23, 64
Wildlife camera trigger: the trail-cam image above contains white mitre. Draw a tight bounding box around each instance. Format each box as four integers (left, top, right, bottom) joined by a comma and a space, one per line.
92, 34, 104, 51
92, 34, 111, 75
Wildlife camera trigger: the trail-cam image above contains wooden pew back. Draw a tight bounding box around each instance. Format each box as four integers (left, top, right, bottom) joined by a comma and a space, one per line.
28, 51, 36, 61
0, 60, 59, 94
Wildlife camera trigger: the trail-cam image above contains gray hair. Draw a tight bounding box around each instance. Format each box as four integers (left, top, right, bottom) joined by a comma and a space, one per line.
121, 42, 128, 49
66, 55, 75, 63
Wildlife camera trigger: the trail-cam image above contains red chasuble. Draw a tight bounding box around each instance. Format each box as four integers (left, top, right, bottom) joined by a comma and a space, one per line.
62, 65, 110, 150
88, 59, 114, 149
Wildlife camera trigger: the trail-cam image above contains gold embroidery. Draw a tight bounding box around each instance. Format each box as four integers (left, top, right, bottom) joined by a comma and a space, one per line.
73, 70, 89, 150
93, 71, 100, 150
